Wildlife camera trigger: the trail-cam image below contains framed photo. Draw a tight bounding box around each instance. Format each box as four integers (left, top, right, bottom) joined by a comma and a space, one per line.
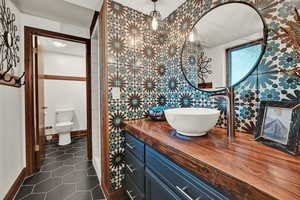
255, 101, 300, 155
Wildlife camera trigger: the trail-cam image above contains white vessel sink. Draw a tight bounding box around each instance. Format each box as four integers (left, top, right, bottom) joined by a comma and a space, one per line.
165, 108, 220, 136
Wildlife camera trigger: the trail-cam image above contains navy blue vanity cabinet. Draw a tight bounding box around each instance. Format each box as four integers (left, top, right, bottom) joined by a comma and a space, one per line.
146, 146, 229, 200
146, 168, 181, 200
124, 132, 230, 200
124, 133, 145, 200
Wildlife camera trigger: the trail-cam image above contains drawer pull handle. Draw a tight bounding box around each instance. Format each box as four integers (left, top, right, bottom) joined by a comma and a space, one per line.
126, 143, 135, 150
126, 190, 136, 200
176, 186, 201, 200
126, 164, 136, 173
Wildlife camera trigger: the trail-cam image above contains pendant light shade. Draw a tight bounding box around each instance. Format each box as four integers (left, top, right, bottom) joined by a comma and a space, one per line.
150, 0, 162, 31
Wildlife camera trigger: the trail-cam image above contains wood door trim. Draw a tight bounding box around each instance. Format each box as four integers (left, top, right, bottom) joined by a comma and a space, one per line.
90, 11, 100, 36
24, 26, 92, 175
40, 74, 87, 81
98, 1, 114, 197
3, 168, 26, 200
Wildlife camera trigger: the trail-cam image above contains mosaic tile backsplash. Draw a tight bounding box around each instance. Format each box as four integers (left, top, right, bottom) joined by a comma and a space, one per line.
107, 0, 300, 191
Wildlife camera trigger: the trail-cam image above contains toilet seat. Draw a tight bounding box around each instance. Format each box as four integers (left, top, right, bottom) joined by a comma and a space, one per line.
56, 121, 74, 127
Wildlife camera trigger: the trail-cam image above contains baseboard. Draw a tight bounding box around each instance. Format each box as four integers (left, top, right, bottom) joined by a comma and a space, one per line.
93, 157, 101, 182
4, 168, 26, 200
109, 188, 125, 200
46, 129, 87, 140
102, 187, 125, 200
101, 180, 110, 200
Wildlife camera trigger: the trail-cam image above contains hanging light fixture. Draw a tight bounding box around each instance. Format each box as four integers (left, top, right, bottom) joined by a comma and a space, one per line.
149, 0, 161, 31
189, 28, 198, 42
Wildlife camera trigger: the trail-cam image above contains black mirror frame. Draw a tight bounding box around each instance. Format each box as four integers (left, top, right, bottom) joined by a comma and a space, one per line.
180, 1, 269, 93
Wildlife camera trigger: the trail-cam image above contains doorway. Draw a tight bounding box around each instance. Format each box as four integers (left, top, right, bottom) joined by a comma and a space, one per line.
24, 27, 92, 175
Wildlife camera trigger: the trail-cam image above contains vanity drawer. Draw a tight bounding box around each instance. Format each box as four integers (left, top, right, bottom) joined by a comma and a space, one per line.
125, 132, 145, 162
146, 168, 181, 200
146, 145, 229, 200
125, 150, 145, 192
125, 174, 145, 200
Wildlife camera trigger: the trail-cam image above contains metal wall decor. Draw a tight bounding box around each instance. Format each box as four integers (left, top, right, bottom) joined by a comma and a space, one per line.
0, 0, 24, 87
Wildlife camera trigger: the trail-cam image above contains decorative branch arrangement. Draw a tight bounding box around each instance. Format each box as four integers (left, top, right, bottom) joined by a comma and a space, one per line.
272, 7, 300, 59
196, 51, 212, 84
0, 0, 24, 87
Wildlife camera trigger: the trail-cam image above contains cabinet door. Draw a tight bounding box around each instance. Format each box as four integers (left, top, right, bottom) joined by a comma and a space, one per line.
146, 168, 181, 200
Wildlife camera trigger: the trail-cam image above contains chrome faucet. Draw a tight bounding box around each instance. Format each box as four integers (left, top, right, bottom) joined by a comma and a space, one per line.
209, 87, 235, 138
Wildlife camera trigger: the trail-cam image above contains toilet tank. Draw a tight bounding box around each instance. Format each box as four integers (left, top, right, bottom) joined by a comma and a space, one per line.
55, 108, 75, 123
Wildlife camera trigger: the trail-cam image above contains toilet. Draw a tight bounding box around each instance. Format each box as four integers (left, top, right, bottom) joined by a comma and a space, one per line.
55, 108, 75, 146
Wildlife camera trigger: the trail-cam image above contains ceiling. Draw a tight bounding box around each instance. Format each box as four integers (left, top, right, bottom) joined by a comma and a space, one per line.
11, 0, 101, 28
195, 3, 264, 48
38, 37, 86, 57
113, 0, 186, 19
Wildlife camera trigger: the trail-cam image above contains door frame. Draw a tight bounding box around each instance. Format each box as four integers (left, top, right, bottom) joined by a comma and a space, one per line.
24, 26, 92, 175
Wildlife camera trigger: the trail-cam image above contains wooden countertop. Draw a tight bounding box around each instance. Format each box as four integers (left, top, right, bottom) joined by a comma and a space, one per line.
123, 119, 300, 200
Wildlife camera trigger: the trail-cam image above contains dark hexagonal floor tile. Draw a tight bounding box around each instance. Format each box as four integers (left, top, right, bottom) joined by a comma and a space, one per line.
46, 149, 58, 154
22, 193, 46, 200
41, 161, 63, 171
33, 177, 62, 193
92, 185, 105, 200
53, 165, 74, 177
75, 160, 93, 170
65, 147, 81, 154
56, 153, 74, 161
74, 150, 86, 157
63, 157, 84, 165
14, 185, 33, 200
63, 170, 87, 183
46, 150, 64, 158
15, 136, 106, 200
23, 171, 51, 185
42, 158, 56, 166
45, 184, 76, 200
72, 143, 85, 148
77, 176, 99, 191
66, 191, 92, 200
87, 167, 97, 176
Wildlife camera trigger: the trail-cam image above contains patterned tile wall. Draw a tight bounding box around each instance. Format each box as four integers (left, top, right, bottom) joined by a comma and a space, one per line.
107, 0, 300, 191
158, 0, 300, 133
107, 0, 160, 191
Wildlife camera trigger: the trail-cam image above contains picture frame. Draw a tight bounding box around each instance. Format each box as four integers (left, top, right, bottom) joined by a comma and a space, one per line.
255, 101, 300, 155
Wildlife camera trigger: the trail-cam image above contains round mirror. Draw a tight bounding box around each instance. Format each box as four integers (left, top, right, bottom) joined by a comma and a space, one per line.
181, 2, 267, 92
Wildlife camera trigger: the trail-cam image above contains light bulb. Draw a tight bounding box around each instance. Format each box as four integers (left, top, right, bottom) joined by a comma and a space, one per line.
130, 37, 135, 47
152, 17, 158, 31
189, 31, 194, 42
53, 41, 66, 48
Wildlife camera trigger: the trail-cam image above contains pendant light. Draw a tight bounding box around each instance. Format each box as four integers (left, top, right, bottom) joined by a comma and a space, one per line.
149, 0, 161, 31
189, 28, 198, 42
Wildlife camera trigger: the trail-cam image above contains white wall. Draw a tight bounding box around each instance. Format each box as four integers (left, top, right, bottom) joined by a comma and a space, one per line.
204, 32, 262, 88
91, 20, 101, 181
0, 1, 24, 198
44, 80, 87, 133
21, 13, 90, 38
0, 1, 90, 198
43, 52, 86, 77
40, 51, 87, 133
